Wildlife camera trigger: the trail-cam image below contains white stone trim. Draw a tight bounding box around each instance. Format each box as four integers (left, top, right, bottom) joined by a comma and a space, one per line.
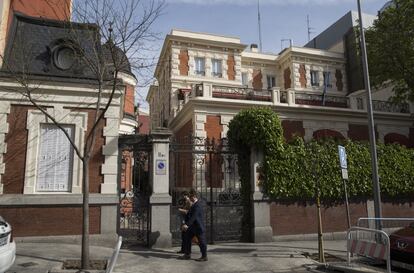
194, 113, 207, 138
0, 102, 10, 194
303, 120, 348, 142
101, 116, 120, 194
118, 72, 137, 86
377, 125, 409, 143
24, 107, 88, 194
220, 114, 233, 139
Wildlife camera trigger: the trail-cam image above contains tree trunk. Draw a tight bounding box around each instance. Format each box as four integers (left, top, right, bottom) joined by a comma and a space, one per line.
81, 159, 90, 269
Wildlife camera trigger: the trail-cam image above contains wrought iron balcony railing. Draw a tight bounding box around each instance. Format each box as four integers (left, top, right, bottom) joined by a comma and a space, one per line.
295, 92, 349, 108
188, 84, 412, 114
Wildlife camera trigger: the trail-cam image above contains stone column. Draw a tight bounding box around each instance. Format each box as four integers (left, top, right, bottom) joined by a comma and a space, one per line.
271, 87, 280, 105
149, 128, 172, 248
287, 88, 296, 106
250, 147, 273, 243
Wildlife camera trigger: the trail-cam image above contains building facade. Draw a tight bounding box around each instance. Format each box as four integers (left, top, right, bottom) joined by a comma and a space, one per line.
0, 0, 137, 240
148, 29, 414, 147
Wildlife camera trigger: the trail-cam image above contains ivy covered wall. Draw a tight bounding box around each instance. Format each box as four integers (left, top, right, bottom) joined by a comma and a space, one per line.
227, 107, 414, 201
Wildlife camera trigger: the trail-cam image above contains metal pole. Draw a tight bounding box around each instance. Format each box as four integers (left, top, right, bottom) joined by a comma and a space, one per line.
357, 0, 382, 230
316, 192, 325, 263
209, 142, 214, 244
342, 179, 351, 229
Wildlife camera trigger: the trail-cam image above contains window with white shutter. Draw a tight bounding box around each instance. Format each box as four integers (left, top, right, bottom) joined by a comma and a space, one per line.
36, 124, 75, 192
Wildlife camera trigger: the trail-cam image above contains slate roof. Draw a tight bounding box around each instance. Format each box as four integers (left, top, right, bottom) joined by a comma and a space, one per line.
2, 13, 133, 81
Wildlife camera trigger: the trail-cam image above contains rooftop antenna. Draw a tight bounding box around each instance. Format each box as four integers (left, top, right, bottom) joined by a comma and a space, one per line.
257, 0, 263, 52
307, 14, 315, 42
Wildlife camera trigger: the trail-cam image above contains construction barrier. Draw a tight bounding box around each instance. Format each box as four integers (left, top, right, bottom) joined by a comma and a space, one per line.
347, 226, 391, 273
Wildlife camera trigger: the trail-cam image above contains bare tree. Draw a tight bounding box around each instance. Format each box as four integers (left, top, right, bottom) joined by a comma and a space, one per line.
0, 0, 164, 269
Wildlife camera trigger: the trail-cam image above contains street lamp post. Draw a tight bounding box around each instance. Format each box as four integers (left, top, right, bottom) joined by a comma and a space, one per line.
356, 0, 382, 230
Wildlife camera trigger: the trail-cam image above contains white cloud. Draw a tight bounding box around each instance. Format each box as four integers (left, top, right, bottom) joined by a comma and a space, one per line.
165, 0, 366, 6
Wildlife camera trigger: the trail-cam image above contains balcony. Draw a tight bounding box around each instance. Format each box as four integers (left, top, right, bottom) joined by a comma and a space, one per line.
294, 92, 349, 108
212, 85, 271, 102
185, 84, 413, 114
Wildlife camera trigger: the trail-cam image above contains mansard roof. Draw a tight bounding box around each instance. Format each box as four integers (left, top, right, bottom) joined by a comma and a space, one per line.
2, 13, 133, 81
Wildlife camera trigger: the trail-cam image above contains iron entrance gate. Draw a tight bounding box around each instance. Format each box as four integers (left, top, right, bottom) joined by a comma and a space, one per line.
118, 135, 152, 246
170, 136, 246, 244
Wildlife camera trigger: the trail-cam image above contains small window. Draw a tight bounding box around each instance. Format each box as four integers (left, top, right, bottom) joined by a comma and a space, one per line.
266, 75, 276, 90
241, 72, 248, 86
310, 70, 319, 86
323, 71, 332, 88
211, 59, 222, 77
195, 57, 205, 76
36, 124, 74, 192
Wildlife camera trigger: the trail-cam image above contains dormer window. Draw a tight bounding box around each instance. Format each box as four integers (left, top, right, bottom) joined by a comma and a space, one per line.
51, 40, 80, 71
211, 59, 222, 78
195, 57, 205, 76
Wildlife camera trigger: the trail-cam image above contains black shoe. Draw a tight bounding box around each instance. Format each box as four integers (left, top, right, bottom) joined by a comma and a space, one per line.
195, 256, 208, 262
177, 250, 185, 254
177, 254, 191, 260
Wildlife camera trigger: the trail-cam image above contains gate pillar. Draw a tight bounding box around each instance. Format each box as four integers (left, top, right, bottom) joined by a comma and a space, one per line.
149, 129, 172, 248
250, 147, 273, 243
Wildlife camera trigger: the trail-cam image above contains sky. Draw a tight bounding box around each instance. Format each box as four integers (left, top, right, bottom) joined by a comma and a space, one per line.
137, 0, 389, 109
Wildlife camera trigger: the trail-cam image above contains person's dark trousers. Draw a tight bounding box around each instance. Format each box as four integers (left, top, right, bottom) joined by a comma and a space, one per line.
195, 232, 207, 257
180, 231, 185, 252
183, 230, 192, 255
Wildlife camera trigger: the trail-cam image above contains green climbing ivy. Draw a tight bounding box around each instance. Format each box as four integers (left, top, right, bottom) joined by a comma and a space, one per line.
227, 107, 414, 201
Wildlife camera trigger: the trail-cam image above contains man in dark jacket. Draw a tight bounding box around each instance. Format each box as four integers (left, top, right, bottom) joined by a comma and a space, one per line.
180, 189, 208, 261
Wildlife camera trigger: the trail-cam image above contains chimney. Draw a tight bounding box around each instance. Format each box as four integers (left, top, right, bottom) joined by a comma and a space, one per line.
250, 44, 259, 53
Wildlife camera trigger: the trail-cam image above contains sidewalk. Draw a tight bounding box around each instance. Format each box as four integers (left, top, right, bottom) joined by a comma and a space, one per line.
7, 240, 343, 273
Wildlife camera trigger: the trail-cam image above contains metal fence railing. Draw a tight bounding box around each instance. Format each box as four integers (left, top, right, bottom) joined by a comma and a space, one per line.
356, 217, 414, 240
347, 227, 391, 273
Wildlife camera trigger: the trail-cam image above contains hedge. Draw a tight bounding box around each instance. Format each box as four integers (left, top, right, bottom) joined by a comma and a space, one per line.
227, 107, 414, 200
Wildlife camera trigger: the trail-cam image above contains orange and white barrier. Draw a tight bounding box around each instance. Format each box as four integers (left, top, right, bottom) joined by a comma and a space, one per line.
349, 239, 387, 260
347, 226, 391, 273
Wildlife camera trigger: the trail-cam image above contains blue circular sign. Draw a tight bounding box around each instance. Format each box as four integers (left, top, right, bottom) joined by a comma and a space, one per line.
158, 162, 165, 169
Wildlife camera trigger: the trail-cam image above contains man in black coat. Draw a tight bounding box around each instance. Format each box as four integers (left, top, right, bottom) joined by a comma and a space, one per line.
180, 190, 208, 261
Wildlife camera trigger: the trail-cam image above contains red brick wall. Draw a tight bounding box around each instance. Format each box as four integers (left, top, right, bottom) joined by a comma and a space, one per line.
8, 0, 71, 37
179, 49, 189, 76
174, 120, 193, 188
0, 206, 100, 237
335, 69, 343, 91
2, 105, 105, 194
81, 108, 105, 193
3, 105, 33, 193
348, 124, 369, 142
123, 84, 135, 116
382, 202, 414, 218
138, 114, 150, 134
205, 115, 222, 140
227, 55, 235, 80
270, 202, 367, 235
384, 133, 410, 147
284, 67, 291, 89
281, 120, 305, 142
205, 116, 223, 188
270, 201, 414, 236
299, 64, 306, 88
252, 69, 262, 90
313, 129, 344, 140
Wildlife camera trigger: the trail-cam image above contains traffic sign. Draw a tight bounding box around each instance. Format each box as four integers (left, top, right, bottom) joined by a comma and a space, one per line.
338, 145, 347, 169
